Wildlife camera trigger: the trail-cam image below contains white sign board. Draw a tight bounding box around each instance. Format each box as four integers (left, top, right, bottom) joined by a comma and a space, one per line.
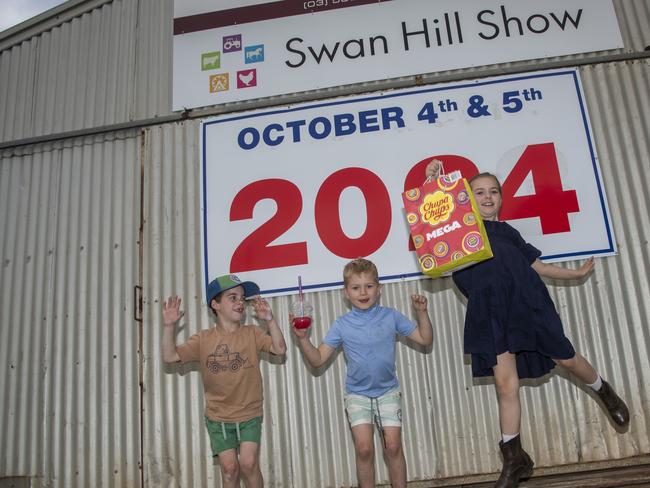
174, 0, 623, 110
201, 69, 616, 296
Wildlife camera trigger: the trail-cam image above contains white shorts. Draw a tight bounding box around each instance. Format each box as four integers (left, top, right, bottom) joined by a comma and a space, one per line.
344, 387, 402, 429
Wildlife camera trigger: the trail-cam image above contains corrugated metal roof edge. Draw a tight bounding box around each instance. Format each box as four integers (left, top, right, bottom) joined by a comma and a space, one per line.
0, 0, 113, 50
1, 50, 648, 152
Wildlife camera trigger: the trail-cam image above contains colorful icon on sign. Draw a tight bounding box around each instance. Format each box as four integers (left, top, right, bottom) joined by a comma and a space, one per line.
244, 45, 264, 64
237, 69, 257, 88
209, 73, 229, 93
223, 35, 242, 53
201, 51, 221, 71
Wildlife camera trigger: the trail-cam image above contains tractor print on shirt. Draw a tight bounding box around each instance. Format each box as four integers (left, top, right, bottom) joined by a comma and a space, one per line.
206, 344, 249, 373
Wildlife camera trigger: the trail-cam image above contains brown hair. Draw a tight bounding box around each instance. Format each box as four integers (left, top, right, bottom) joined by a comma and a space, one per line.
469, 172, 502, 194
343, 258, 379, 286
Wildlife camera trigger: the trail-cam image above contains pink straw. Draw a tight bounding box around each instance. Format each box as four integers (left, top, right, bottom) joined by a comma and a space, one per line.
298, 276, 304, 316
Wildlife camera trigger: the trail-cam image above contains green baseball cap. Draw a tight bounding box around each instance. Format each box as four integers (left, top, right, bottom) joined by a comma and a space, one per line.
206, 274, 260, 305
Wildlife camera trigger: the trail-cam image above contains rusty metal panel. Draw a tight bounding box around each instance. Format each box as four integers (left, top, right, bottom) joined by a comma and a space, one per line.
0, 131, 142, 487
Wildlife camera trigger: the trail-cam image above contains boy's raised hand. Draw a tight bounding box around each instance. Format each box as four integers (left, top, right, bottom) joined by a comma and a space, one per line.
411, 294, 428, 311
162, 296, 183, 325
251, 296, 274, 321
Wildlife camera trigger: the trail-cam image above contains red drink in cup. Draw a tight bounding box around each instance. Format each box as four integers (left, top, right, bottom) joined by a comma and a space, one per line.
292, 316, 312, 329
290, 300, 313, 329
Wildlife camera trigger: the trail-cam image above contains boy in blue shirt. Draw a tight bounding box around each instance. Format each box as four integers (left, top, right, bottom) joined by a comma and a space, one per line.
293, 258, 433, 488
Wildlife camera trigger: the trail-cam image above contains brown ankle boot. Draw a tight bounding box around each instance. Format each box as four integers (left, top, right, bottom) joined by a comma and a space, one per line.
494, 436, 534, 488
596, 380, 630, 427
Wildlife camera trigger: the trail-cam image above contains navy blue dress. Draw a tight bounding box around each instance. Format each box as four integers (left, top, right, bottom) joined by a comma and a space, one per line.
452, 220, 575, 379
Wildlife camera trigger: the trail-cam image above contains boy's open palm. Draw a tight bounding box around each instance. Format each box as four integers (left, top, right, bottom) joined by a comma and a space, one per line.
162, 296, 183, 325
251, 296, 273, 321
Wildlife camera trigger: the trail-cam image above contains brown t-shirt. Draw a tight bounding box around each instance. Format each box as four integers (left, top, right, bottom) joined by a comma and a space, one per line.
177, 325, 273, 422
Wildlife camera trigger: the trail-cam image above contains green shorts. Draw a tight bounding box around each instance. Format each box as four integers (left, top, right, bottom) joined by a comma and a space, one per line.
204, 416, 263, 456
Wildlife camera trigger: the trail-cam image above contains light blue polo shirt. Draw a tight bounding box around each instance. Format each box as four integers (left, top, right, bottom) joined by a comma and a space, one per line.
323, 304, 416, 397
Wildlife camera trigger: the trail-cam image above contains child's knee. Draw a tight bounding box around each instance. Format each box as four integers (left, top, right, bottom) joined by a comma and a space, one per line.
495, 374, 520, 397
238, 454, 259, 475
383, 439, 403, 459
554, 355, 577, 370
355, 443, 374, 462
219, 458, 239, 479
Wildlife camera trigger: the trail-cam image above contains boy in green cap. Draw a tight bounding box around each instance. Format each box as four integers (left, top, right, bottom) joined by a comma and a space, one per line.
162, 274, 286, 488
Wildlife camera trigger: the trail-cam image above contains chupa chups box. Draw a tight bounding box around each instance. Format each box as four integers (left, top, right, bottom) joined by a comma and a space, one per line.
402, 171, 493, 278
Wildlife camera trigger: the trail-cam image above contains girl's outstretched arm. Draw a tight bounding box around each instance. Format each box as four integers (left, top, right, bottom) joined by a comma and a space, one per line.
532, 256, 595, 280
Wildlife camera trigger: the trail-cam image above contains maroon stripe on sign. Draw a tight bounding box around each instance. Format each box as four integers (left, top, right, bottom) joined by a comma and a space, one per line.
174, 0, 391, 35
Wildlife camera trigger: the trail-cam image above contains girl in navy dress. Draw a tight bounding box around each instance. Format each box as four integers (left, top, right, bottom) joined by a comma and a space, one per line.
425, 161, 629, 488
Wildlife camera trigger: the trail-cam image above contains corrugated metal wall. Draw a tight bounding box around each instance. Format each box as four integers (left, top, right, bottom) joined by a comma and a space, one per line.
1, 0, 649, 487
0, 0, 172, 144
141, 60, 650, 488
1, 0, 649, 144
0, 130, 142, 487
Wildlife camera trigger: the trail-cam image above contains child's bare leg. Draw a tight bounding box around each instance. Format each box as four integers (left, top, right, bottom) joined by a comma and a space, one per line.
492, 352, 534, 486
493, 352, 521, 435
382, 426, 407, 488
217, 449, 241, 488
350, 424, 375, 488
553, 352, 598, 384
238, 441, 263, 488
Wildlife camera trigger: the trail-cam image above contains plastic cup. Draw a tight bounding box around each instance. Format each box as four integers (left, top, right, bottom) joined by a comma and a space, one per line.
290, 300, 313, 329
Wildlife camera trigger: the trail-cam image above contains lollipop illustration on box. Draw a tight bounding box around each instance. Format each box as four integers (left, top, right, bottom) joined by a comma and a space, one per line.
402, 170, 493, 278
